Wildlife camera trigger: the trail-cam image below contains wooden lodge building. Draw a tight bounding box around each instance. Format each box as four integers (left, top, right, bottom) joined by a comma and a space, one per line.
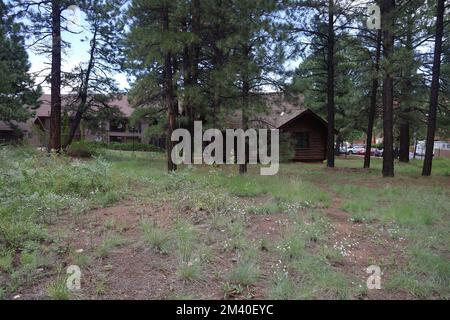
0, 93, 333, 162
228, 94, 332, 162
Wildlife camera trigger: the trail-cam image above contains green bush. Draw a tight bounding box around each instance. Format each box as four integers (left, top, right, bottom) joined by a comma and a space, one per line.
106, 141, 162, 152
279, 132, 296, 163
66, 141, 100, 158
66, 140, 162, 158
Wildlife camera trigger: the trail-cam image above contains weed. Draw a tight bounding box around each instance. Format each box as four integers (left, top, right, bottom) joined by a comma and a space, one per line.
247, 202, 281, 215
96, 233, 127, 258
177, 261, 201, 281
0, 250, 13, 272
140, 219, 172, 253
95, 275, 108, 296
47, 275, 71, 300
269, 274, 297, 300
228, 260, 260, 286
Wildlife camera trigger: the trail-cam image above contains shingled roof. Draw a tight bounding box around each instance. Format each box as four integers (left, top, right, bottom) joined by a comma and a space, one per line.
227, 93, 308, 129
33, 94, 134, 118
0, 121, 31, 132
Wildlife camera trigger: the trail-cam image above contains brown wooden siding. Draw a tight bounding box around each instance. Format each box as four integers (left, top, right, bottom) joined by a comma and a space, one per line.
281, 113, 327, 162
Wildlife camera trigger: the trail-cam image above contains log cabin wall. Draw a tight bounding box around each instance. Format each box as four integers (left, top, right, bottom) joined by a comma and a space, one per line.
281, 113, 327, 162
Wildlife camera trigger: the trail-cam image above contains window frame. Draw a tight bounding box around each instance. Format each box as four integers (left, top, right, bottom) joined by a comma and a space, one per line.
295, 132, 310, 150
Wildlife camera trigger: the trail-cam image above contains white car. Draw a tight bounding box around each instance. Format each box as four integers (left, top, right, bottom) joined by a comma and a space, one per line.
351, 145, 366, 155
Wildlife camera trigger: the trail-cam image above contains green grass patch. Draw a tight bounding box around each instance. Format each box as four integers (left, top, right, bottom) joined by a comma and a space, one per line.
140, 219, 172, 254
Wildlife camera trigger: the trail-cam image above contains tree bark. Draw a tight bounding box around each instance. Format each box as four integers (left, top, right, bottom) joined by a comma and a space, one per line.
63, 27, 98, 149
399, 121, 410, 162
364, 30, 382, 169
326, 0, 335, 168
240, 51, 250, 175
163, 7, 177, 172
381, 0, 395, 177
49, 0, 62, 152
398, 12, 414, 164
423, 0, 445, 176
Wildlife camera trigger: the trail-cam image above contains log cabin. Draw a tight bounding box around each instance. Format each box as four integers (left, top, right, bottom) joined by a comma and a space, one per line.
228, 94, 333, 162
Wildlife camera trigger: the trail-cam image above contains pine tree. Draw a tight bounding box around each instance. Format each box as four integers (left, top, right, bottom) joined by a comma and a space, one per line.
125, 0, 283, 172
422, 0, 445, 176
14, 0, 81, 152
223, 0, 282, 174
62, 0, 125, 148
380, 0, 395, 177
395, 0, 430, 163
363, 30, 382, 169
286, 0, 360, 167
125, 0, 189, 172
0, 0, 40, 123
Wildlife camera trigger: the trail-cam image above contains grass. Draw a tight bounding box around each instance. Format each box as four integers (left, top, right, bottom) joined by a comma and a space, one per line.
96, 233, 127, 258
95, 274, 109, 296
225, 176, 267, 197
0, 147, 124, 247
47, 274, 71, 300
72, 252, 91, 267
1, 146, 449, 299
140, 219, 172, 253
247, 202, 281, 215
0, 250, 13, 272
177, 262, 201, 281
269, 275, 297, 299
228, 260, 261, 286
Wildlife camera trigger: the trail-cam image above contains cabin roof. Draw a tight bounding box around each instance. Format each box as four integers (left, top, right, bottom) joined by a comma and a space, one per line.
0, 120, 32, 132
33, 94, 133, 118
227, 93, 332, 131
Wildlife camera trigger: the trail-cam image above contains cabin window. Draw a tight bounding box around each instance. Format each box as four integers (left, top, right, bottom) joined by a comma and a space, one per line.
295, 132, 310, 149
110, 119, 127, 132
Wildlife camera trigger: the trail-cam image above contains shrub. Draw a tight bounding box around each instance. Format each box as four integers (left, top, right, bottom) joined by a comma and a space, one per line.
106, 141, 162, 152
66, 141, 100, 158
66, 140, 162, 158
279, 132, 296, 163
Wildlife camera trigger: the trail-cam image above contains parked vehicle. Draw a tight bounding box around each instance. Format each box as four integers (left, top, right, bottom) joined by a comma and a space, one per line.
352, 145, 366, 155
339, 146, 349, 155
374, 149, 383, 157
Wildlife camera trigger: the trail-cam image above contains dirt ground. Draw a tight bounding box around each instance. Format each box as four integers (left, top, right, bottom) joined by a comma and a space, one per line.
14, 178, 416, 300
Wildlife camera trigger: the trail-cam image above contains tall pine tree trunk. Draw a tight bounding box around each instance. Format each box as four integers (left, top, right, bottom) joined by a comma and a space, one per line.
399, 122, 410, 162
163, 7, 177, 172
399, 13, 414, 164
64, 110, 83, 148
423, 0, 445, 176
381, 0, 395, 177
364, 30, 382, 169
211, 46, 224, 128
326, 0, 335, 168
239, 65, 250, 175
63, 27, 98, 149
49, 0, 62, 152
